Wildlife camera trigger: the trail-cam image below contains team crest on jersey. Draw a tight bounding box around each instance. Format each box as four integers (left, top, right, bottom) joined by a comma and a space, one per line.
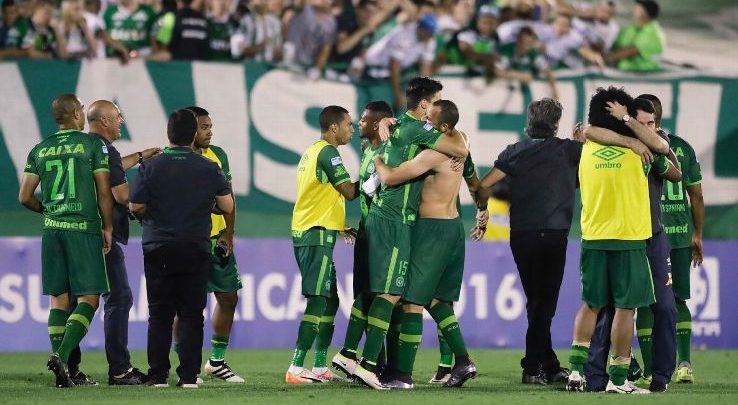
102, 144, 108, 154
368, 162, 375, 174
423, 122, 434, 131
330, 156, 343, 166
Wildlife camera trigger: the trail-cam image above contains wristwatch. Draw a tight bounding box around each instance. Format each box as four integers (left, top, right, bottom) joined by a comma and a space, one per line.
137, 151, 144, 164
622, 114, 631, 123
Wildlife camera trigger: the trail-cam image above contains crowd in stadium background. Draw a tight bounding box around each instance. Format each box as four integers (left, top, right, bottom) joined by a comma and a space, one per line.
1, 0, 666, 105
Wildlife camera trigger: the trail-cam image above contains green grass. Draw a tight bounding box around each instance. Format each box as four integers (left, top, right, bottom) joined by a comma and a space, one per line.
1, 349, 737, 404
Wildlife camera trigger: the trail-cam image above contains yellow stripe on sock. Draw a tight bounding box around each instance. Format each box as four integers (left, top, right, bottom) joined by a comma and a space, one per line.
68, 314, 90, 330
367, 316, 389, 331
637, 328, 653, 337
676, 321, 692, 329
399, 333, 422, 343
438, 315, 457, 330
350, 306, 367, 320
609, 355, 631, 366
303, 314, 321, 325
48, 326, 66, 334
320, 316, 335, 323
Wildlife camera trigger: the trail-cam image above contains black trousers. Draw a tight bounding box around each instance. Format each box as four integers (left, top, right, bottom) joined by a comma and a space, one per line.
144, 242, 209, 383
510, 229, 568, 375
585, 230, 677, 389
103, 242, 134, 376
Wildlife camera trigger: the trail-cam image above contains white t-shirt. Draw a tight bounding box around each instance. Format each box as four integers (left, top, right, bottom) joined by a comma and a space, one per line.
83, 11, 105, 59
538, 25, 586, 67
572, 17, 619, 51
364, 22, 436, 76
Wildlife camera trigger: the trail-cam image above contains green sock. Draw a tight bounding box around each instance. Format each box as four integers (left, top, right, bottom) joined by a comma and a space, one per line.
57, 302, 96, 362
428, 302, 467, 357
397, 311, 423, 374
437, 328, 453, 368
636, 306, 654, 377
676, 299, 692, 364
314, 296, 339, 368
608, 355, 630, 386
291, 296, 326, 367
343, 295, 368, 353
360, 297, 395, 365
210, 335, 229, 361
385, 305, 403, 369
568, 342, 590, 374
48, 309, 67, 353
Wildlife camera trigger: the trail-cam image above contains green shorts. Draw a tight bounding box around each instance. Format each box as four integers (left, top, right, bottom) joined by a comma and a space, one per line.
366, 214, 411, 296
294, 244, 337, 297
41, 229, 109, 296
670, 247, 692, 300
353, 232, 370, 298
580, 247, 655, 309
208, 237, 243, 293
403, 218, 465, 305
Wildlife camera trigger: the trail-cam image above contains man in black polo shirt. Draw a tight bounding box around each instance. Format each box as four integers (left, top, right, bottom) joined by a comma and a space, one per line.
129, 109, 234, 388
478, 98, 581, 384
87, 100, 160, 385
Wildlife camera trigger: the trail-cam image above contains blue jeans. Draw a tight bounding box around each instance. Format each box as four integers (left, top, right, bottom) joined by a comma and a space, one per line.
103, 242, 134, 376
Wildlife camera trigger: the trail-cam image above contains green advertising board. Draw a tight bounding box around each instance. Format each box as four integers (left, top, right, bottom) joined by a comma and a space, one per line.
0, 60, 736, 238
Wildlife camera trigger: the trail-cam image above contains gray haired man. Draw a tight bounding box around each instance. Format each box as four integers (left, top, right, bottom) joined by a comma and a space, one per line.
478, 98, 583, 384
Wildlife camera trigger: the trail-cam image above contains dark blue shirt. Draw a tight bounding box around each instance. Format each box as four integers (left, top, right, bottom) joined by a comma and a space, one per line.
129, 146, 231, 253
92, 133, 130, 244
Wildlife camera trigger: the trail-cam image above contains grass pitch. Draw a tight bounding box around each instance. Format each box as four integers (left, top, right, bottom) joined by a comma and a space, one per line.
1, 349, 736, 404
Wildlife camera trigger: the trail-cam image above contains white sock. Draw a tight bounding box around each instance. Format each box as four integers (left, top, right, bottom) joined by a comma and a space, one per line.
288, 364, 304, 376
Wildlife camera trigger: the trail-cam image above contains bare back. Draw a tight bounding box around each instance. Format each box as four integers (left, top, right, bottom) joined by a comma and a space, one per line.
418, 129, 469, 219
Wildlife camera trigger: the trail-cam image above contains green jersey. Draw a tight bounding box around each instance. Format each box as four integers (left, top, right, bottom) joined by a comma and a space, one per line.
661, 133, 702, 248
370, 112, 442, 225
3, 17, 32, 48
103, 4, 156, 54
497, 43, 548, 77
24, 130, 110, 234
358, 142, 386, 231
208, 16, 237, 61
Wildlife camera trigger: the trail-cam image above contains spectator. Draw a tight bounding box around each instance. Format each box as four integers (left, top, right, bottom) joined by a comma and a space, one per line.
496, 26, 558, 100
103, 0, 157, 58
283, 0, 337, 79
0, 0, 30, 59
364, 13, 438, 109
153, 0, 209, 60
28, 0, 69, 59
328, 0, 393, 80
437, 0, 474, 34
60, 0, 98, 59
84, 0, 130, 61
539, 15, 604, 69
206, 0, 238, 61
607, 0, 665, 71
232, 0, 282, 63
438, 4, 500, 79
557, 0, 619, 53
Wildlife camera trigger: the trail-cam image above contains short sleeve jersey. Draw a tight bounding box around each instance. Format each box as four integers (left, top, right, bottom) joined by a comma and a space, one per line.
208, 16, 237, 61
103, 4, 157, 54
24, 129, 109, 234
370, 112, 442, 224
613, 20, 665, 71
202, 145, 232, 238
358, 142, 386, 229
662, 133, 702, 248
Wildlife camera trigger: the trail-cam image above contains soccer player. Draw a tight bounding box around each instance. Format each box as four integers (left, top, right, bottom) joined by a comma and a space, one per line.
18, 94, 113, 388
352, 77, 468, 390
583, 96, 681, 393
87, 100, 160, 385
185, 106, 245, 383
332, 101, 393, 377
287, 105, 359, 384
645, 94, 704, 383
373, 99, 479, 389
566, 87, 655, 394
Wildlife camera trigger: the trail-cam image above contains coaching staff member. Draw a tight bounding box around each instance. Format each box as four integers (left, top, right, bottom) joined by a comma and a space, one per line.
129, 109, 234, 388
478, 98, 582, 384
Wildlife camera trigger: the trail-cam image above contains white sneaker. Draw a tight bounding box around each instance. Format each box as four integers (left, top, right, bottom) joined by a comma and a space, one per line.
353, 363, 389, 390
606, 380, 650, 394
196, 376, 203, 384
331, 352, 358, 377
204, 360, 245, 383
566, 371, 586, 392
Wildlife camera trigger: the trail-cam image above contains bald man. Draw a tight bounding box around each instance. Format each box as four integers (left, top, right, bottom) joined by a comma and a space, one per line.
19, 94, 113, 388
87, 100, 160, 385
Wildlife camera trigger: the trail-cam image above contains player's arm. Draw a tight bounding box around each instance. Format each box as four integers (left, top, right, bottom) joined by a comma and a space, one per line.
18, 174, 42, 213
688, 183, 704, 266
431, 134, 468, 159
606, 101, 669, 154
94, 170, 114, 253
661, 149, 682, 182
319, 146, 358, 200
121, 148, 161, 170
652, 153, 681, 182
584, 126, 654, 164
480, 167, 507, 191
374, 149, 445, 186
